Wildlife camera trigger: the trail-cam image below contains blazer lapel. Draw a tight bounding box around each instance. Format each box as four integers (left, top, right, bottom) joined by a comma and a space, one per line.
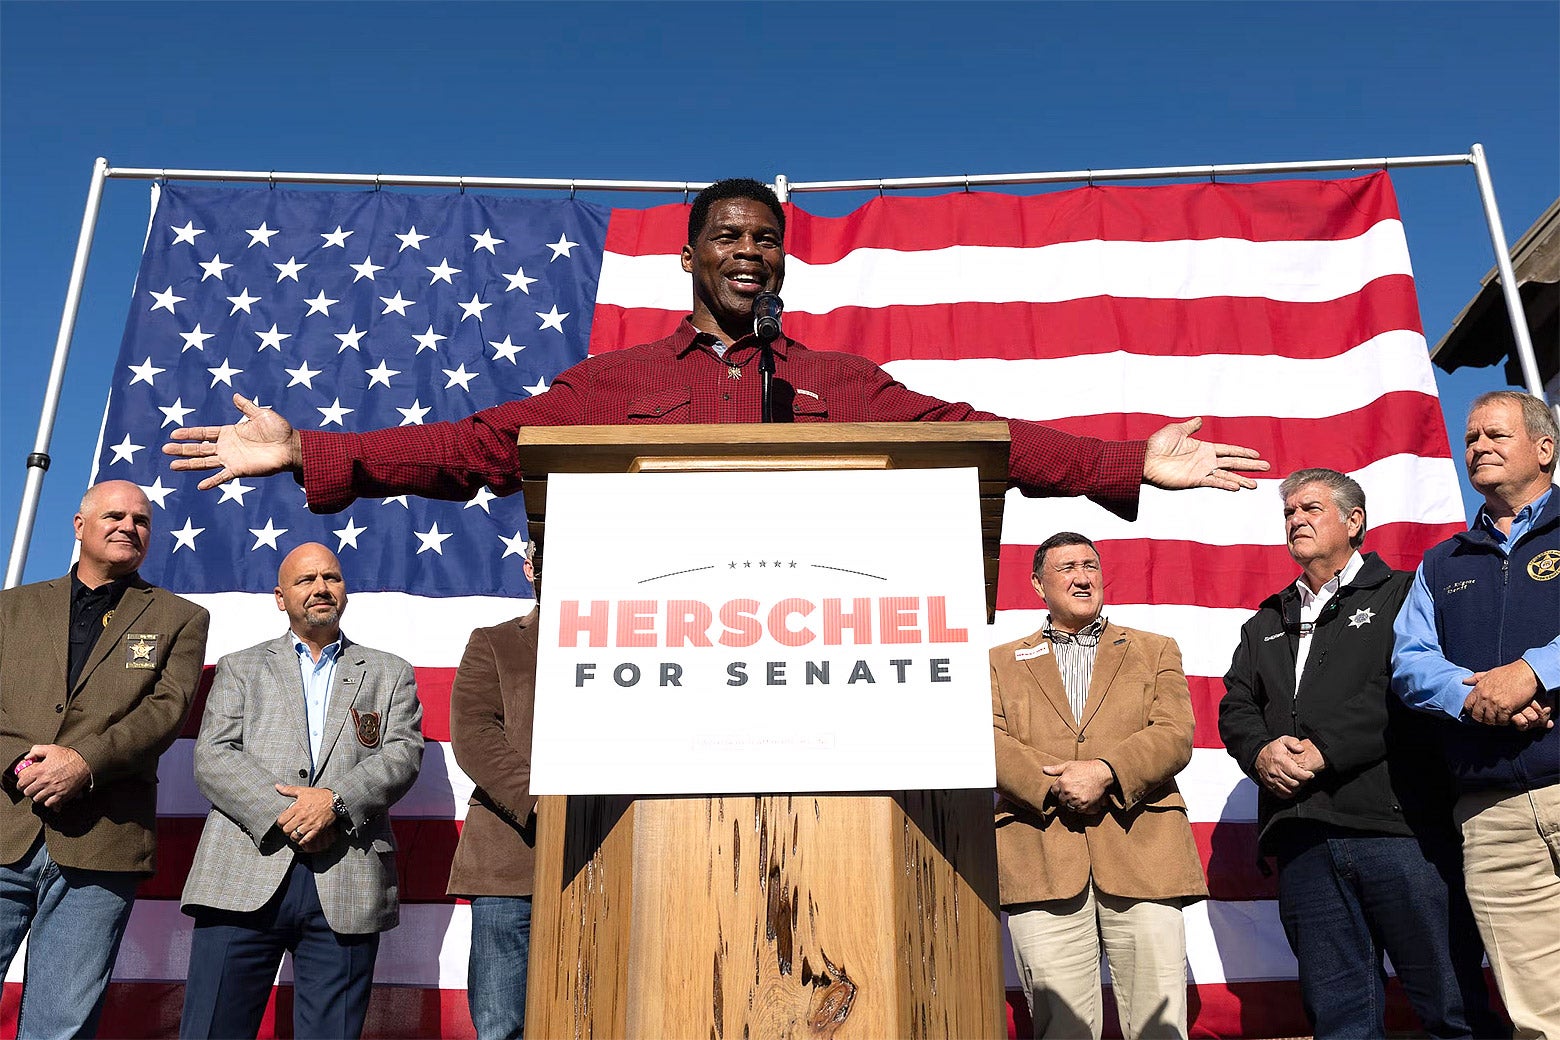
1021, 636, 1078, 734
311, 640, 363, 777
264, 636, 314, 768
1077, 624, 1128, 732
40, 579, 71, 693
71, 582, 152, 698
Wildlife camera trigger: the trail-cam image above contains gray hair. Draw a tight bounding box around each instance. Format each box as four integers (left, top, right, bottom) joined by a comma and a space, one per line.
1279, 468, 1367, 548
1470, 390, 1559, 446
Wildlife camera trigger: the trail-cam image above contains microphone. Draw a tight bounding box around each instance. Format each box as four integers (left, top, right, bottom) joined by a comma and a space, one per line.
753, 291, 783, 343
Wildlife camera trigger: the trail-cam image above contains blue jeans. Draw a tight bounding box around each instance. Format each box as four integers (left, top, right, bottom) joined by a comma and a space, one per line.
0, 833, 139, 1040
467, 895, 532, 1040
1273, 823, 1506, 1039
180, 858, 380, 1040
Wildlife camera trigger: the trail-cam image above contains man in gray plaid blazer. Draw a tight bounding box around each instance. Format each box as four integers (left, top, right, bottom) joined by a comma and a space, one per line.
178, 542, 423, 1040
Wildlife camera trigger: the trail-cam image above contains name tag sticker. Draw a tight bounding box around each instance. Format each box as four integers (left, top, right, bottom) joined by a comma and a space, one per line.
1015, 644, 1050, 660
124, 633, 159, 669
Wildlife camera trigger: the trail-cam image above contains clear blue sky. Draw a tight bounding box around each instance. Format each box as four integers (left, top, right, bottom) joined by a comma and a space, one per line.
3, 1, 1556, 583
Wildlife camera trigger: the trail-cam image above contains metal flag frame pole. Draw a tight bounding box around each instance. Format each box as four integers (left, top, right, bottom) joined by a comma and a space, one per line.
5, 146, 1547, 587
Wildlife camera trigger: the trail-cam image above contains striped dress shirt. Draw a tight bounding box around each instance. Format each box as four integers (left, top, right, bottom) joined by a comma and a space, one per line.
1043, 614, 1107, 723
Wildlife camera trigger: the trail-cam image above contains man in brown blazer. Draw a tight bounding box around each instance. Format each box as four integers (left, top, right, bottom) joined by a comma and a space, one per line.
0, 479, 210, 1038
991, 531, 1206, 1040
447, 542, 540, 1040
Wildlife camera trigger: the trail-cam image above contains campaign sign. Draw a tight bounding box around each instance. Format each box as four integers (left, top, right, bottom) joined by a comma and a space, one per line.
531, 467, 995, 794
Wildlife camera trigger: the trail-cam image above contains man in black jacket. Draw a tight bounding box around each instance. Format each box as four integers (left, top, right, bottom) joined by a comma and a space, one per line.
1219, 468, 1501, 1040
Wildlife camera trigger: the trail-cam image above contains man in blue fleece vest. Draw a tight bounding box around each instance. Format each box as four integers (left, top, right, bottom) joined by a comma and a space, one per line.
1393, 390, 1559, 1037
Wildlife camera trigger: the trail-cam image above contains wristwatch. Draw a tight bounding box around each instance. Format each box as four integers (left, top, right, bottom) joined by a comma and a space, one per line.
330, 792, 351, 831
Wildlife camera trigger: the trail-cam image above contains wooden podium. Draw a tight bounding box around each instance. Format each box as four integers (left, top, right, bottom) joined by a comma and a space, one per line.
516, 423, 1009, 1039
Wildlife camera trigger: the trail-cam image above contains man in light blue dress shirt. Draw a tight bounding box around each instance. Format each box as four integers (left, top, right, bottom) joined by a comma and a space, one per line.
1391, 390, 1558, 1037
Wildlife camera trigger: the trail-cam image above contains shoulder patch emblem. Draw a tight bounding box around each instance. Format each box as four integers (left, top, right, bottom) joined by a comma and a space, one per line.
1347, 607, 1376, 629
1528, 549, 1560, 582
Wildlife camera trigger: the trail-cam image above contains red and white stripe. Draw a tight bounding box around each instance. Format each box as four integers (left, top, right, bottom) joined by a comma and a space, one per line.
4, 173, 1461, 1039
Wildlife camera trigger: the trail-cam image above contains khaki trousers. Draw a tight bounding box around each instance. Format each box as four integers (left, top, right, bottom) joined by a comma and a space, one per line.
1007, 880, 1189, 1040
1455, 784, 1560, 1040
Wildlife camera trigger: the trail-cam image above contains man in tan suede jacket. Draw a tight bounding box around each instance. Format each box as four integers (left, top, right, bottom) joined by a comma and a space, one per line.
991, 531, 1206, 1040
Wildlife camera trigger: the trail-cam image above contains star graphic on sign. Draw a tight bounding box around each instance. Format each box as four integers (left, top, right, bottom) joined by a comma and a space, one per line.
218, 478, 254, 505
464, 486, 497, 513
350, 256, 384, 282
285, 360, 323, 388
109, 434, 144, 464
536, 305, 569, 332
379, 291, 416, 316
255, 324, 292, 352
412, 325, 447, 353
546, 233, 578, 260
1347, 607, 1376, 629
333, 517, 367, 550
382, 495, 409, 508
245, 222, 279, 247
335, 325, 367, 352
273, 256, 308, 282
501, 266, 537, 293
498, 529, 528, 559
317, 398, 354, 426
249, 518, 288, 550
524, 376, 549, 396
171, 221, 205, 245
303, 291, 339, 317
149, 286, 185, 314
170, 518, 205, 552
320, 226, 354, 248
426, 259, 461, 285
414, 522, 453, 555
159, 398, 195, 427
458, 293, 491, 322
227, 288, 261, 315
365, 360, 401, 388
198, 254, 233, 281
138, 476, 175, 508
207, 358, 243, 387
128, 357, 166, 386
397, 399, 430, 425
488, 335, 525, 363
470, 228, 504, 254
443, 364, 479, 391
179, 325, 215, 352
395, 226, 429, 252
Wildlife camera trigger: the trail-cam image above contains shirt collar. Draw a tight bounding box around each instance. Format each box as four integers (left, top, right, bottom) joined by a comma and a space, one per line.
1293, 550, 1365, 606
70, 564, 138, 603
1043, 613, 1107, 645
1475, 483, 1554, 537
671, 317, 791, 363
292, 633, 344, 661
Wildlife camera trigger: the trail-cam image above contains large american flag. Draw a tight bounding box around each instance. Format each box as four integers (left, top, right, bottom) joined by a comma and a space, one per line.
3, 173, 1466, 1039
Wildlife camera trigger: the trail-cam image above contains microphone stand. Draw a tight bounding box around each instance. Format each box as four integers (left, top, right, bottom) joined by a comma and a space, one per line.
758, 335, 776, 423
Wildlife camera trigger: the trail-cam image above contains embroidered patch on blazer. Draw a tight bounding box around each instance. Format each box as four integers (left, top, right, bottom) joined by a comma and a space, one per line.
1015, 644, 1049, 660
351, 708, 381, 748
124, 633, 159, 669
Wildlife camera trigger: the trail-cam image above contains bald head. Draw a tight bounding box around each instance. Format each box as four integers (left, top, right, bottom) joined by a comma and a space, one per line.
275, 541, 347, 644
74, 480, 153, 586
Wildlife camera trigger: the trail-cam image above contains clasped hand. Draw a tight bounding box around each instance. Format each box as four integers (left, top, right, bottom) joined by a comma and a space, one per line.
276, 784, 338, 853
1253, 736, 1325, 799
1043, 759, 1114, 814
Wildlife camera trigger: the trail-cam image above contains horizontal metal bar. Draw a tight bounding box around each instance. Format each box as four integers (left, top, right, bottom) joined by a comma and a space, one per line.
787, 153, 1475, 194
102, 153, 1475, 197
105, 166, 711, 194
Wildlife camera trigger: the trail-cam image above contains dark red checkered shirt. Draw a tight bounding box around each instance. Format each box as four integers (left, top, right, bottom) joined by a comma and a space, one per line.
299, 319, 1147, 517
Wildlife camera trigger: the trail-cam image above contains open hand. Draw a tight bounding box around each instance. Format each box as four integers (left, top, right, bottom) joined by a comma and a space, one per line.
164, 393, 302, 490
1143, 417, 1269, 492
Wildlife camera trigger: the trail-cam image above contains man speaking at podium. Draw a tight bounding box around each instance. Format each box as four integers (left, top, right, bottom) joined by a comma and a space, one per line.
164, 178, 1268, 512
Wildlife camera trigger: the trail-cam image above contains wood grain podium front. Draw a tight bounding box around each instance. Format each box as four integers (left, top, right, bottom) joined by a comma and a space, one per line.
517, 423, 1007, 1039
